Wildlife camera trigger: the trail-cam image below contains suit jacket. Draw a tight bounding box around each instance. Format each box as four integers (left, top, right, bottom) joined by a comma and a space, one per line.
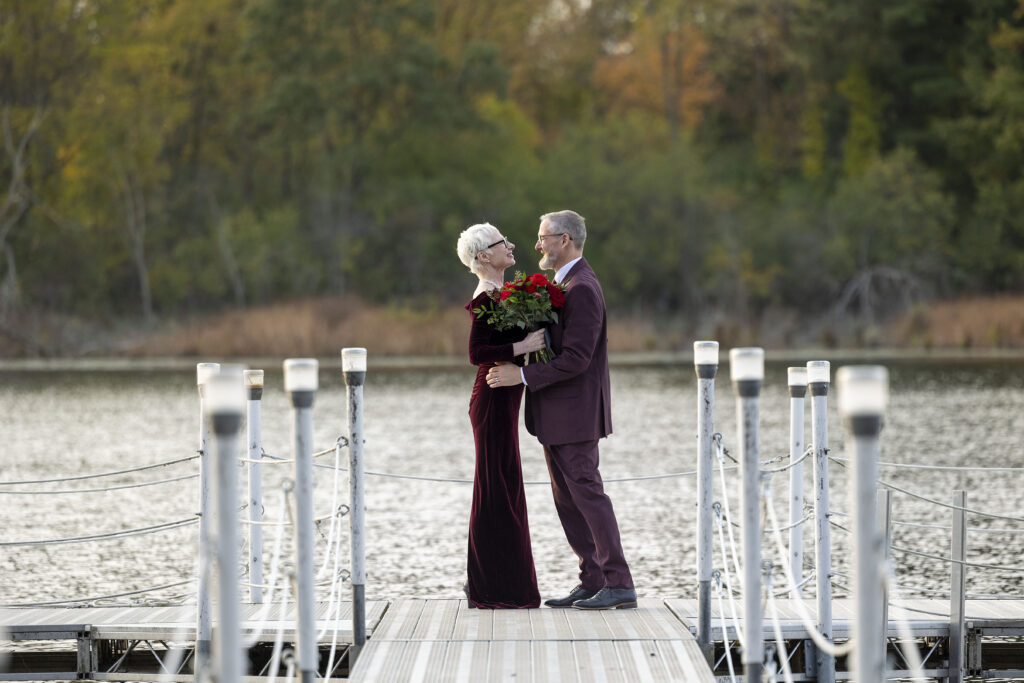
523, 258, 612, 445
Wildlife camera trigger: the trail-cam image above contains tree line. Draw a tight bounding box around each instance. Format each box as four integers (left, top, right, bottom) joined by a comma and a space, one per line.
1, 0, 1022, 329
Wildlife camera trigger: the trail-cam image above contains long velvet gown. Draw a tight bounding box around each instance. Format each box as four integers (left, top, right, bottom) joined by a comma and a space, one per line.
464, 292, 541, 609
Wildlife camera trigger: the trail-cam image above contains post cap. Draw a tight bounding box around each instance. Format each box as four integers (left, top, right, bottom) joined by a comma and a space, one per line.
205, 366, 245, 416
787, 367, 808, 387
283, 358, 318, 392
836, 365, 889, 418
693, 341, 719, 366
729, 347, 764, 382
243, 369, 264, 388
342, 348, 367, 373
807, 360, 830, 384
196, 362, 220, 387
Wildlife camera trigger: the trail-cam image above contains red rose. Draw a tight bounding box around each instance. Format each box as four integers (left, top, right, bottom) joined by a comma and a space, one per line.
547, 283, 565, 307
529, 273, 548, 286
525, 282, 537, 293
500, 289, 512, 300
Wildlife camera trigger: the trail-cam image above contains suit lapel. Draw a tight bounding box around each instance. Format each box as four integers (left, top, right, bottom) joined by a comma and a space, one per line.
561, 258, 586, 287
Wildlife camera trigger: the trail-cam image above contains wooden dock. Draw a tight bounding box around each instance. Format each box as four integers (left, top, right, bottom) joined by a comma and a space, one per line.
4, 596, 1024, 681
348, 598, 714, 682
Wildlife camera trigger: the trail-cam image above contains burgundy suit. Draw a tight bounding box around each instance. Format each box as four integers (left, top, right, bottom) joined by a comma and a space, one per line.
522, 258, 633, 591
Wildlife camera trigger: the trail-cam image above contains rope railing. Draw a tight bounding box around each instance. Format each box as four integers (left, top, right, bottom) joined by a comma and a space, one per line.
830, 456, 1024, 473
0, 454, 200, 486
0, 472, 198, 495
0, 516, 198, 547
0, 579, 195, 608
762, 479, 856, 657
763, 568, 795, 683
830, 458, 1024, 523
712, 572, 739, 682
890, 544, 1024, 573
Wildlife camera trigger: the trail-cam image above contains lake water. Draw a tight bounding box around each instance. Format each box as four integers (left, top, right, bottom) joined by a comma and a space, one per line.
2, 358, 1023, 609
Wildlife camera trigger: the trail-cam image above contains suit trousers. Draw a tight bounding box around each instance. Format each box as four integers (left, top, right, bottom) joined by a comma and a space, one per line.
543, 439, 634, 590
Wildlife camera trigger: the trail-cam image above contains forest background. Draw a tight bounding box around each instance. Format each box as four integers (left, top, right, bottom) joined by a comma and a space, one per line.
2, 0, 1024, 358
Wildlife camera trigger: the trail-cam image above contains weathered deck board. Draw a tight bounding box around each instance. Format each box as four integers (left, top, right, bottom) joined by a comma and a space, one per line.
348, 598, 715, 682
664, 597, 1024, 638
0, 600, 388, 642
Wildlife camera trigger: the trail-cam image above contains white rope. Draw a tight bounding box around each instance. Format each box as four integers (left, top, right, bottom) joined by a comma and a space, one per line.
713, 506, 746, 651
712, 572, 739, 683
764, 570, 794, 683
0, 473, 198, 495
889, 544, 1024, 572
829, 458, 1024, 523
764, 513, 811, 534
1, 516, 198, 547
761, 447, 813, 474
763, 482, 855, 657
0, 454, 199, 485
883, 481, 1024, 522
831, 456, 1024, 472
243, 510, 339, 527
265, 575, 292, 683
244, 486, 291, 648
1, 579, 193, 608
316, 441, 345, 581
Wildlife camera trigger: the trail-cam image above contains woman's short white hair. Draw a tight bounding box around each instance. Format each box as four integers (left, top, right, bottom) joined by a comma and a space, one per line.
456, 222, 500, 276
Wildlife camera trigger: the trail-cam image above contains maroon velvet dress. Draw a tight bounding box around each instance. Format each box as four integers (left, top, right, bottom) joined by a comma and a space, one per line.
464, 292, 541, 609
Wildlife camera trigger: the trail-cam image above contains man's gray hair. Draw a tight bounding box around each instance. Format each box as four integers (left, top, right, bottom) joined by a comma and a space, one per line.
541, 210, 586, 250
456, 222, 500, 276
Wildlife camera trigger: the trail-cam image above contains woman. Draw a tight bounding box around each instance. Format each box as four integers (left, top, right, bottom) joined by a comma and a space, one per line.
456, 223, 545, 609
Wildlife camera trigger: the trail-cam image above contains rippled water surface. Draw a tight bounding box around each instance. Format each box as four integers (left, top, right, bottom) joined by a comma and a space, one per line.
2, 359, 1023, 608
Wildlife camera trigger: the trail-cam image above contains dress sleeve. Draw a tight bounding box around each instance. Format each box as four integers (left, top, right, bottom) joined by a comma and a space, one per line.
468, 308, 517, 366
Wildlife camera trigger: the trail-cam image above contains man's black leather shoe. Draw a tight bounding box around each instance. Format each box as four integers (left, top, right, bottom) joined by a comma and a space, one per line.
573, 587, 637, 610
544, 585, 598, 608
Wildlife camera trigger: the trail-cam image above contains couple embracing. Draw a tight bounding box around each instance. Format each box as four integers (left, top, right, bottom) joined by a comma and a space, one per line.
455, 209, 636, 611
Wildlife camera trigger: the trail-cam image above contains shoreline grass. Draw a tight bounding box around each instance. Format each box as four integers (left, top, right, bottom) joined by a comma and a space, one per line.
1, 294, 1022, 360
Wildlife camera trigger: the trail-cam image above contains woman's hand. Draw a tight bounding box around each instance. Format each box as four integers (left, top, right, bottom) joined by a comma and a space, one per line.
513, 329, 546, 356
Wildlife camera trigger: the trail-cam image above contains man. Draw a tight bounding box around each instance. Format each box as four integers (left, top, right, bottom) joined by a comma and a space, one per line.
485, 210, 636, 610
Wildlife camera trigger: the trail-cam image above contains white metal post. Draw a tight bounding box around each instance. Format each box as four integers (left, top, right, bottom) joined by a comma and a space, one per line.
788, 367, 808, 598
343, 348, 368, 664
694, 341, 718, 661
837, 366, 889, 683
731, 347, 764, 683
245, 369, 265, 604
950, 489, 968, 683
285, 358, 319, 683
195, 362, 219, 682
878, 489, 892, 657
208, 367, 246, 683
808, 360, 835, 683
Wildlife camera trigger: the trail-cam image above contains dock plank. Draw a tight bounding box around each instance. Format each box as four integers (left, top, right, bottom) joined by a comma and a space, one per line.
438, 641, 489, 680
575, 640, 627, 683
533, 641, 578, 683
487, 640, 532, 682
529, 607, 571, 640
410, 599, 458, 641
392, 641, 448, 683
372, 599, 426, 640
657, 640, 717, 682
450, 601, 493, 640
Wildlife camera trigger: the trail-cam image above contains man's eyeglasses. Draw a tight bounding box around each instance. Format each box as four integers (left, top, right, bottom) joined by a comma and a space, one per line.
486, 237, 512, 250
537, 232, 566, 242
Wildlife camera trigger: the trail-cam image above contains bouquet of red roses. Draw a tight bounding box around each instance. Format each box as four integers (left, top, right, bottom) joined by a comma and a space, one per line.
472, 271, 566, 363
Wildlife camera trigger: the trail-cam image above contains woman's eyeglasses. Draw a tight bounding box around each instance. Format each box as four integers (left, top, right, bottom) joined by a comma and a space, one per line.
486, 237, 512, 249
